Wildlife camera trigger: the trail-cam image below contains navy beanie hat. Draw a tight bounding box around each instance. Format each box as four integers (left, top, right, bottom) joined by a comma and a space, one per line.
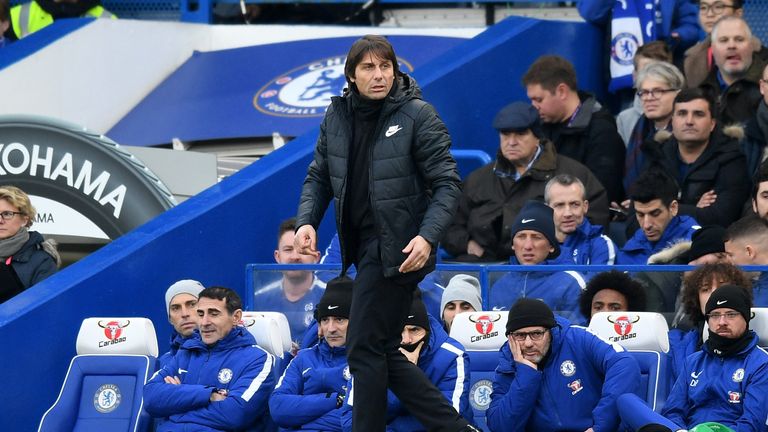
510, 200, 560, 259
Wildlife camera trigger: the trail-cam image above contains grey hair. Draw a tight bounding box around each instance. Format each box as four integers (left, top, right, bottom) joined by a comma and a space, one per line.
636, 61, 686, 90
712, 15, 753, 42
544, 174, 586, 204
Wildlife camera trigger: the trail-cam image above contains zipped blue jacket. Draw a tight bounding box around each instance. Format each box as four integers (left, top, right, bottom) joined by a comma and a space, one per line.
158, 329, 185, 370
269, 339, 348, 431
618, 215, 699, 265
341, 315, 472, 431
662, 331, 768, 431
144, 326, 276, 431
753, 272, 768, 307
487, 316, 640, 432
489, 256, 587, 323
560, 219, 617, 265
667, 326, 702, 393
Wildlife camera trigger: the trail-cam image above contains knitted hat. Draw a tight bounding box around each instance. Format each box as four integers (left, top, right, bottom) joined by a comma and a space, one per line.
510, 200, 560, 259
404, 292, 430, 331
505, 298, 557, 335
705, 284, 752, 322
493, 102, 542, 138
165, 279, 205, 317
315, 276, 354, 320
680, 225, 725, 264
440, 274, 482, 317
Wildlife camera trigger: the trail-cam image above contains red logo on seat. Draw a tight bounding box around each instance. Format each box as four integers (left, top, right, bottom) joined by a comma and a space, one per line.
469, 314, 501, 335
607, 315, 639, 336
97, 320, 130, 341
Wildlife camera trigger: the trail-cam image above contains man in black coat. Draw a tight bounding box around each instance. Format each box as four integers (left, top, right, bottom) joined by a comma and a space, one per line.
294, 35, 476, 432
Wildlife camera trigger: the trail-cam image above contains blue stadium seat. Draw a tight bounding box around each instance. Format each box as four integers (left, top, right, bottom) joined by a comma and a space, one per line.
38, 318, 159, 432
451, 149, 492, 180
449, 310, 508, 432
588, 312, 670, 412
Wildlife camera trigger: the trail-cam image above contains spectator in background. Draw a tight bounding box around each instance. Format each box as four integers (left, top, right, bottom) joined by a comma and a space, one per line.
642, 88, 749, 227
522, 55, 626, 203
487, 298, 640, 432
619, 169, 700, 265
578, 270, 647, 323
159, 279, 205, 369
724, 215, 768, 305
752, 160, 768, 219
8, 0, 115, 40
743, 64, 768, 175
270, 276, 353, 432
544, 174, 616, 265
442, 101, 608, 263
668, 263, 751, 385
622, 61, 685, 193
254, 218, 325, 343
440, 274, 482, 332
489, 200, 587, 322
0, 185, 58, 303
144, 287, 276, 431
699, 16, 768, 127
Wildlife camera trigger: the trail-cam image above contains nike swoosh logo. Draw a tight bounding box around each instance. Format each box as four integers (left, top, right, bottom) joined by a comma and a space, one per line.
328, 305, 339, 310
691, 370, 702, 379
521, 218, 535, 223
178, 368, 187, 375
408, 315, 415, 319
492, 306, 505, 311
717, 300, 727, 305
385, 125, 403, 137
302, 368, 311, 375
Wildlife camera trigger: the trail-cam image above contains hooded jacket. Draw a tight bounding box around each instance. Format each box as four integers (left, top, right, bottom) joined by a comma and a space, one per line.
270, 340, 348, 431
442, 139, 608, 262
560, 218, 617, 266
662, 331, 768, 431
144, 326, 276, 431
540, 92, 626, 202
618, 215, 700, 265
634, 240, 690, 312
296, 74, 460, 279
487, 316, 640, 432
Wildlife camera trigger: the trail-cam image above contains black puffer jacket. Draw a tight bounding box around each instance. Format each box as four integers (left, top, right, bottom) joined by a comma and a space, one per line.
699, 54, 768, 126
296, 75, 461, 278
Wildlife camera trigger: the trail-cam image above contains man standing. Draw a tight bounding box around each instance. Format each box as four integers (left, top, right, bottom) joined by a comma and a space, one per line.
294, 35, 476, 431
442, 102, 608, 262
618, 285, 768, 432
487, 298, 640, 432
159, 279, 205, 369
544, 174, 616, 265
144, 287, 275, 431
522, 55, 626, 203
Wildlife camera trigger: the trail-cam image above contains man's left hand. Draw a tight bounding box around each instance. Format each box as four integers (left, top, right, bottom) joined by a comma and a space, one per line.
164, 376, 181, 385
398, 341, 424, 364
399, 235, 431, 273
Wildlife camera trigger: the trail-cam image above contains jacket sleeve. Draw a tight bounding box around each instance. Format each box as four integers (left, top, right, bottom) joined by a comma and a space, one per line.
682, 151, 750, 227
410, 102, 462, 246
660, 360, 691, 428
576, 0, 613, 25
486, 357, 542, 432
581, 330, 641, 432
441, 184, 472, 256
590, 235, 617, 265
28, 252, 57, 286
301, 409, 344, 432
734, 361, 768, 432
296, 114, 335, 230
269, 355, 339, 427
436, 349, 471, 417
143, 357, 212, 417
171, 351, 276, 430
586, 112, 627, 204
669, 0, 700, 50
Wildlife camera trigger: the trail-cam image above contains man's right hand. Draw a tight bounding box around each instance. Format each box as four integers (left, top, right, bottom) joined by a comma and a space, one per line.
294, 224, 320, 258
467, 239, 484, 258
509, 337, 536, 370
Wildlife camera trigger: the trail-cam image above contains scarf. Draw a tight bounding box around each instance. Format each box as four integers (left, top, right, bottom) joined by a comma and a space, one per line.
705, 329, 753, 358
609, 0, 658, 92
0, 226, 30, 260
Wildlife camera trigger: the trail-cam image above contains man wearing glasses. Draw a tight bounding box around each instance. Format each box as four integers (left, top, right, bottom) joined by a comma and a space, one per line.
487, 298, 640, 432
618, 284, 768, 431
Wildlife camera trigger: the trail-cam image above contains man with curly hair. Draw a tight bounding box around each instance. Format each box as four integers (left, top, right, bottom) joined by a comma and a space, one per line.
578, 271, 647, 324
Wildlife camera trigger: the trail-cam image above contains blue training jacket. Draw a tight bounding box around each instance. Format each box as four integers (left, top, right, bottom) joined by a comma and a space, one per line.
157, 329, 186, 370
618, 215, 700, 265
340, 315, 473, 431
753, 272, 768, 307
662, 331, 768, 431
560, 219, 617, 265
489, 256, 587, 323
667, 326, 703, 393
487, 316, 640, 432
270, 339, 348, 431
144, 326, 276, 431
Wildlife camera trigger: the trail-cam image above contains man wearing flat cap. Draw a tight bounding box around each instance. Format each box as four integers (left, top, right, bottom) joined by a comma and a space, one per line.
617, 284, 768, 432
443, 101, 608, 263
487, 298, 640, 432
489, 200, 588, 322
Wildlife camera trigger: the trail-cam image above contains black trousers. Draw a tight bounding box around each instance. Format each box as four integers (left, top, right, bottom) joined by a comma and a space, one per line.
346, 238, 468, 432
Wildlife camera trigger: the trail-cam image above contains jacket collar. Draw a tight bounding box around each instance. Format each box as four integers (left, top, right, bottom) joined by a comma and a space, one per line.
183, 325, 256, 352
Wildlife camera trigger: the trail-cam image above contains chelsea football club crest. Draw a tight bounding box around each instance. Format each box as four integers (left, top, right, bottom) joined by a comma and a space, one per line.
218, 368, 233, 384
93, 384, 121, 413
560, 360, 576, 377
343, 365, 351, 381
469, 379, 493, 411
732, 368, 745, 383
611, 32, 639, 67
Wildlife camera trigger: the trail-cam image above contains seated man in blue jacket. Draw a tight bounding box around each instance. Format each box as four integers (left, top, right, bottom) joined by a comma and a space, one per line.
618, 284, 768, 432
270, 276, 353, 431
487, 298, 640, 432
144, 286, 276, 432
544, 174, 617, 265
342, 293, 474, 431
490, 200, 587, 322
618, 168, 700, 264
158, 279, 204, 369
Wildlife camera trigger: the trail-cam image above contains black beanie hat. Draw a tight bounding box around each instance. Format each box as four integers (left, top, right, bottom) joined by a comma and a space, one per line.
506, 298, 557, 335
679, 225, 725, 264
315, 276, 353, 320
510, 200, 560, 260
705, 284, 752, 323
404, 292, 430, 331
